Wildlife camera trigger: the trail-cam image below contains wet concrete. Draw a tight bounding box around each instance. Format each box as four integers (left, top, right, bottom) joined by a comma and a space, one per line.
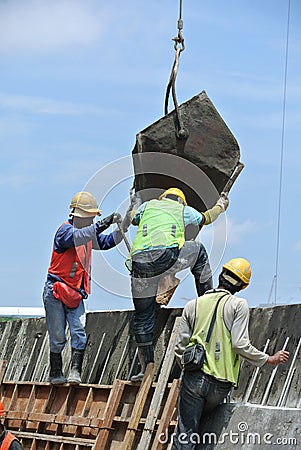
132, 91, 241, 212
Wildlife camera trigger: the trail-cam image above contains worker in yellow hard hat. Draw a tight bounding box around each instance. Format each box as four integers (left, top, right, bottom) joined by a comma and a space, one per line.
172, 257, 290, 449
42, 191, 127, 386
158, 187, 188, 205
127, 187, 229, 381
0, 401, 23, 449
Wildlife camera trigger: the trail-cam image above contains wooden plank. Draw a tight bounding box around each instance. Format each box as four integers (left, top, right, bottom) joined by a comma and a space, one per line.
13, 430, 94, 446
6, 383, 18, 411
82, 386, 94, 416
121, 363, 155, 450
6, 411, 29, 420
55, 415, 91, 427
22, 384, 38, 432
37, 384, 55, 435
80, 386, 95, 437
151, 378, 180, 450
27, 412, 56, 423
93, 379, 125, 450
89, 418, 103, 429
137, 317, 181, 450
1, 376, 178, 449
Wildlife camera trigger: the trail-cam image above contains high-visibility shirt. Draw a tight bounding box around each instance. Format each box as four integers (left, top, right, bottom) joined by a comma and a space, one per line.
189, 291, 241, 386
48, 223, 92, 295
130, 199, 185, 255
0, 431, 19, 450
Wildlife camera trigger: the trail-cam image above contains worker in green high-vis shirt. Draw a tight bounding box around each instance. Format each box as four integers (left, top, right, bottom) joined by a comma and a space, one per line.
127, 187, 229, 381
172, 258, 290, 450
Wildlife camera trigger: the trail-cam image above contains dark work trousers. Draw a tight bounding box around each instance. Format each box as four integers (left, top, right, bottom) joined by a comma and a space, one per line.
131, 241, 213, 350
171, 371, 232, 450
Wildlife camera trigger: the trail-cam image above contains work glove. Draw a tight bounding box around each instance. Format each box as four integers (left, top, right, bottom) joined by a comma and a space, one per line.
119, 191, 143, 232
112, 212, 122, 224
96, 213, 116, 233
120, 211, 131, 233
130, 191, 143, 211
216, 192, 229, 212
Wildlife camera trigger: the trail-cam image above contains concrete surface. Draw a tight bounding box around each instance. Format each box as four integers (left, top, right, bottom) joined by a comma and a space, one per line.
0, 304, 300, 408
196, 403, 301, 450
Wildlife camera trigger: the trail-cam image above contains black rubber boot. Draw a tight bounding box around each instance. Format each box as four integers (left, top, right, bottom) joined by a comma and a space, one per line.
68, 349, 84, 385
130, 344, 154, 382
49, 352, 67, 385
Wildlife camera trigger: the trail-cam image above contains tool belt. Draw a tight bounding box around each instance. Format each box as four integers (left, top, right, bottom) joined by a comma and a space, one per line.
182, 341, 205, 371
52, 281, 85, 309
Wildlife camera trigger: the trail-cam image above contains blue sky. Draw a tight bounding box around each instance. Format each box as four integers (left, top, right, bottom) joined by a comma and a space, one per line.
0, 0, 300, 312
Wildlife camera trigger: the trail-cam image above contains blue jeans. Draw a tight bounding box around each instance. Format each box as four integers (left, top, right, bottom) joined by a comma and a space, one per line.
42, 280, 86, 353
131, 241, 212, 344
172, 371, 232, 450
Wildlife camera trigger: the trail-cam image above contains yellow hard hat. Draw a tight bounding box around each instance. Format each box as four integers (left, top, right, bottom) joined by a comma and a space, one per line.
223, 258, 251, 286
159, 187, 187, 205
70, 191, 101, 218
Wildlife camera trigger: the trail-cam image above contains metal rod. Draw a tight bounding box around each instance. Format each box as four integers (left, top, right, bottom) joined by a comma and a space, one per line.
279, 367, 296, 407
115, 336, 130, 380
261, 336, 290, 405
127, 347, 138, 381
31, 332, 48, 381
277, 337, 301, 406
243, 339, 270, 403
89, 332, 106, 383
117, 221, 131, 252
98, 345, 112, 385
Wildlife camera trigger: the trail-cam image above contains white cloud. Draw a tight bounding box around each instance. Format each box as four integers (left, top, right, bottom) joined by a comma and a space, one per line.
226, 217, 258, 245
202, 216, 258, 248
196, 216, 258, 277
0, 93, 102, 115
0, 0, 103, 54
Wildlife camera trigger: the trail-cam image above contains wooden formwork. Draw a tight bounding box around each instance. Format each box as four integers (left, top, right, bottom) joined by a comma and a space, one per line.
0, 319, 181, 450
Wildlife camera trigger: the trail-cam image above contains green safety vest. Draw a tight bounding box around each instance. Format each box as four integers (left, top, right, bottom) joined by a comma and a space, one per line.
189, 291, 241, 386
130, 199, 185, 256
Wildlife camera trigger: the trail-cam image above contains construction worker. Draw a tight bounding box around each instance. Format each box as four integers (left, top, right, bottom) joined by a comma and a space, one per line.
128, 187, 229, 381
43, 191, 127, 385
172, 258, 290, 449
0, 401, 23, 449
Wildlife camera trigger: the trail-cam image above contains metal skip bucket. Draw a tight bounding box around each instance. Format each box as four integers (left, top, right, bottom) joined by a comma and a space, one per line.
132, 90, 242, 213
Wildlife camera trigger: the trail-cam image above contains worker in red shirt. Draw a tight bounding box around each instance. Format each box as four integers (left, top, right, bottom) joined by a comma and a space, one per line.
43, 191, 127, 385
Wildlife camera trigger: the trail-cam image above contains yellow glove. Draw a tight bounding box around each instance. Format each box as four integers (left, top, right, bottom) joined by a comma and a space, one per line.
202, 193, 229, 225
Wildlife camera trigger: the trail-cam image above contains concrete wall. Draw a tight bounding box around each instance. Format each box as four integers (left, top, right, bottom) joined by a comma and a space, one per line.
196, 404, 301, 449
0, 307, 182, 385
0, 304, 300, 407
233, 304, 301, 408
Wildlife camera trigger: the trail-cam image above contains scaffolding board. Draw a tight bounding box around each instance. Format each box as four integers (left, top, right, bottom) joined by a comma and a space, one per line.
0, 320, 181, 450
